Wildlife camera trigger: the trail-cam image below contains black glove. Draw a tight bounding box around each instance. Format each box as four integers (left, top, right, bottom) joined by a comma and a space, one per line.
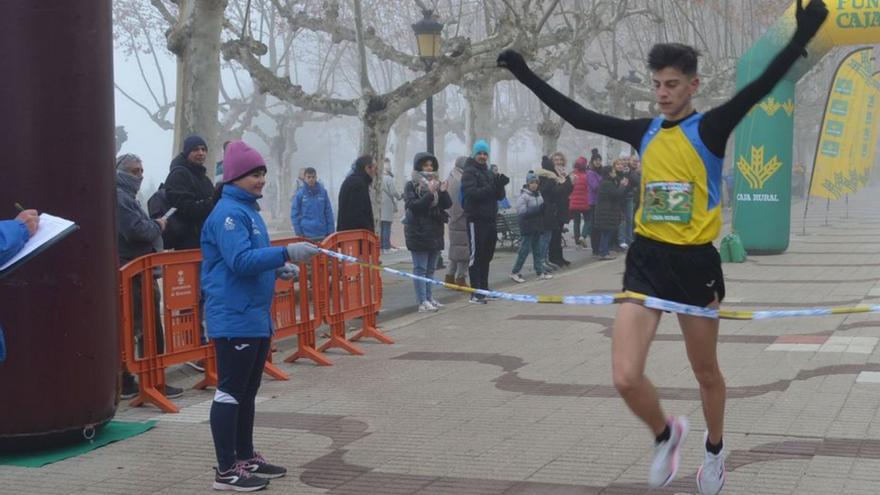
792, 0, 828, 51
497, 49, 529, 77
496, 173, 510, 186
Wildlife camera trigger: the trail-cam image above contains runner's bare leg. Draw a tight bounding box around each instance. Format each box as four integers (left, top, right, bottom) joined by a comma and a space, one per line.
678, 299, 725, 444
611, 302, 666, 435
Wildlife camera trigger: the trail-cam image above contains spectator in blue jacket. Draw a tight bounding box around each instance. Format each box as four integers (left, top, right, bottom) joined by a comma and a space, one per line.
200, 140, 319, 492
290, 167, 335, 240
0, 210, 38, 266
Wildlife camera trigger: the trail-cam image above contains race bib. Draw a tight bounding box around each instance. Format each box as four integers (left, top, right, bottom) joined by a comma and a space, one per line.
642, 182, 694, 224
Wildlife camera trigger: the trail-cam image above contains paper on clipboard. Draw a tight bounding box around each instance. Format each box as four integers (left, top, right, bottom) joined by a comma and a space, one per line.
160, 207, 177, 220
0, 213, 78, 274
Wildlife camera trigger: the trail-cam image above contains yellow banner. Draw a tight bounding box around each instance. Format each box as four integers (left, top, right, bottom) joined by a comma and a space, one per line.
781, 1, 880, 46
809, 48, 876, 199
825, 1, 880, 45
853, 73, 880, 187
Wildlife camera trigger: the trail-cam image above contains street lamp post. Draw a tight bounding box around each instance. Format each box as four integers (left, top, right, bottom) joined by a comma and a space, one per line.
411, 9, 443, 155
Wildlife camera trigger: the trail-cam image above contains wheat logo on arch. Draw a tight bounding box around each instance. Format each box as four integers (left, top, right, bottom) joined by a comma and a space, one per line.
737, 146, 782, 190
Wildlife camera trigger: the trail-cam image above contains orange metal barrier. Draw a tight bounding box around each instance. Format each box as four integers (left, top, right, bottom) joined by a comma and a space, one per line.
269, 238, 332, 368
119, 231, 387, 413
119, 250, 217, 413
318, 230, 392, 356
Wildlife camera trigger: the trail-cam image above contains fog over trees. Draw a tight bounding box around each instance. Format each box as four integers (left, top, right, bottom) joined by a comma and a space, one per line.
115, 0, 839, 230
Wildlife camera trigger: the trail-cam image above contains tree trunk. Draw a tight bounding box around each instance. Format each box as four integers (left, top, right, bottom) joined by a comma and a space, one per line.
496, 135, 511, 170
170, 0, 226, 168
496, 134, 515, 199
538, 116, 563, 156
431, 95, 449, 167
463, 80, 495, 152
360, 108, 392, 234
277, 120, 300, 232
392, 115, 411, 183
433, 127, 448, 168
269, 130, 287, 225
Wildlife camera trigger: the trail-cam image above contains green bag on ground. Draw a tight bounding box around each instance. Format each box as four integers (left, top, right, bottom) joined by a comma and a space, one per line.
719, 237, 731, 263
720, 233, 747, 263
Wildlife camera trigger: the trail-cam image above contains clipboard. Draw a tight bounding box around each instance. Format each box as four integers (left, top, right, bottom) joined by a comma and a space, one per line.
0, 213, 79, 279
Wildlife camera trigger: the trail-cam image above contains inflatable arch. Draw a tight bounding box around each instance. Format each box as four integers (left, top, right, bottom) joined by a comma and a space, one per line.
733, 1, 880, 253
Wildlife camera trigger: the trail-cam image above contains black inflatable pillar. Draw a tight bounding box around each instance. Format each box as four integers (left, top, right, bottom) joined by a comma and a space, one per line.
0, 1, 118, 451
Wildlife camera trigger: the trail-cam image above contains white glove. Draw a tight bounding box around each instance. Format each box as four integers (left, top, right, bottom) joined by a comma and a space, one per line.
286, 242, 319, 263
276, 263, 300, 281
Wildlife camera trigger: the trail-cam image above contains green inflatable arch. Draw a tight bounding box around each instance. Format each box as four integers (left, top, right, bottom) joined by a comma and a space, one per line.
733, 1, 880, 253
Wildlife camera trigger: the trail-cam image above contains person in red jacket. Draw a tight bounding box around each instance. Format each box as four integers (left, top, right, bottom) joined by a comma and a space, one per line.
568, 156, 591, 248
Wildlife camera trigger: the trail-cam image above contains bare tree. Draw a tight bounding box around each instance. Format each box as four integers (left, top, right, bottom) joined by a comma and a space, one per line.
165, 0, 228, 167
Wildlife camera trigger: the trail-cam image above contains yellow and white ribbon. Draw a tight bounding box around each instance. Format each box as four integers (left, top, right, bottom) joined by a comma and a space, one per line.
317, 248, 880, 321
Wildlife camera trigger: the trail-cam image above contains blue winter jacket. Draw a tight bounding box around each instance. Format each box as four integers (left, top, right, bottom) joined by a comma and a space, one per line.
201, 185, 287, 339
0, 219, 29, 266
290, 181, 335, 239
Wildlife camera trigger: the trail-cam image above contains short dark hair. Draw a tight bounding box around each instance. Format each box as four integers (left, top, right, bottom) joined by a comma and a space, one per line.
304, 167, 317, 176
353, 154, 374, 173
648, 43, 700, 76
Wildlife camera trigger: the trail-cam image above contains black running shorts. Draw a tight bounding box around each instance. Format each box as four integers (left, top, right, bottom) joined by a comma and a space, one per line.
622, 235, 725, 308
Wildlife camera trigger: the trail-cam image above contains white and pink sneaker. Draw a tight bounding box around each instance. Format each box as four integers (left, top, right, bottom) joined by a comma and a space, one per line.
697, 431, 726, 495
648, 416, 689, 488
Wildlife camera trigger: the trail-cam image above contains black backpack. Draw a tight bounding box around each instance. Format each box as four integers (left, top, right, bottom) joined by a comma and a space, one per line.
147, 183, 170, 219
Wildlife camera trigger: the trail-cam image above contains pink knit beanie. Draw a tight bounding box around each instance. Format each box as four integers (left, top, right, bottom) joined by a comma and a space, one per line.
222, 141, 266, 183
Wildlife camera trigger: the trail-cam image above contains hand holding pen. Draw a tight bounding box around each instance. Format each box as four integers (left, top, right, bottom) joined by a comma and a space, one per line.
14, 203, 39, 237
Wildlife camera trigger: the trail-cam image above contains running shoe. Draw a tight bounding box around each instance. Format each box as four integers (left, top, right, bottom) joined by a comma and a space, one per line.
240, 452, 287, 479
697, 432, 725, 495
213, 463, 269, 492
649, 416, 689, 488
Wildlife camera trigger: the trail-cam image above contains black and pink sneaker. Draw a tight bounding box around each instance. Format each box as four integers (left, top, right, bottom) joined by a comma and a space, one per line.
240, 452, 287, 479
213, 462, 269, 492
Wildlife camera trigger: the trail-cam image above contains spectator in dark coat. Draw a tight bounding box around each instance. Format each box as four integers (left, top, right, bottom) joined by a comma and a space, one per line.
404, 152, 452, 312
617, 156, 639, 249
163, 135, 216, 250
535, 156, 566, 272
337, 155, 377, 232
593, 165, 627, 259
115, 153, 182, 400
548, 151, 573, 266
461, 139, 509, 303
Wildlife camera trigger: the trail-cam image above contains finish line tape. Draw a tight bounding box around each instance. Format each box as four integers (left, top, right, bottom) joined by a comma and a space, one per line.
317, 248, 879, 321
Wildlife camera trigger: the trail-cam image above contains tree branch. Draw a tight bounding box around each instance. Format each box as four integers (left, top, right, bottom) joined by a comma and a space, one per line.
149, 0, 177, 26
536, 0, 561, 34
114, 83, 174, 130
269, 0, 424, 72
222, 39, 359, 116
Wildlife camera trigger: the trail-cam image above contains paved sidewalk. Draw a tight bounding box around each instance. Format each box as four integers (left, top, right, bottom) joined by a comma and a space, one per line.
4, 195, 880, 494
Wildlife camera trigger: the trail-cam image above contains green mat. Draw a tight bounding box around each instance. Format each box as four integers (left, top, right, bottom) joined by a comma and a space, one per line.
0, 420, 157, 468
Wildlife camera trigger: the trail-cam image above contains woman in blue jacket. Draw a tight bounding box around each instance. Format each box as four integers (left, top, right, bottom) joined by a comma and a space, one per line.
201, 140, 318, 492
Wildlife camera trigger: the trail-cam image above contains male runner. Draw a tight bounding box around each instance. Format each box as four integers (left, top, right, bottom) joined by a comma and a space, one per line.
497, 1, 828, 493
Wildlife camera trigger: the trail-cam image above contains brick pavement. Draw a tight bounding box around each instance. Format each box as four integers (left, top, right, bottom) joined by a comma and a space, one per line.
4, 197, 880, 494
